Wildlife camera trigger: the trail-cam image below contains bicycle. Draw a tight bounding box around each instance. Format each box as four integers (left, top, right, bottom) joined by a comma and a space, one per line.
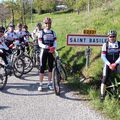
0, 63, 8, 90
52, 46, 67, 95
29, 42, 40, 69
0, 54, 24, 90
105, 70, 120, 100
12, 43, 33, 74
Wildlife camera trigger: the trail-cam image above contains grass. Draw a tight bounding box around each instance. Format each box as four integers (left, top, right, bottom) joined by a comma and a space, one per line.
27, 0, 120, 119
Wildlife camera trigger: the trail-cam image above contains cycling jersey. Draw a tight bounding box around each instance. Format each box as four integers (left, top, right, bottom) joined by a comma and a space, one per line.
38, 29, 57, 49
15, 30, 26, 43
4, 31, 19, 46
101, 41, 120, 65
24, 30, 32, 43
32, 29, 40, 40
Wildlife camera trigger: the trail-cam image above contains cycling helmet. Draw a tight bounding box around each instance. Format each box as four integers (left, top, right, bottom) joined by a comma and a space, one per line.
17, 23, 22, 27
9, 23, 15, 28
43, 17, 52, 24
23, 24, 28, 29
108, 30, 117, 36
36, 22, 42, 27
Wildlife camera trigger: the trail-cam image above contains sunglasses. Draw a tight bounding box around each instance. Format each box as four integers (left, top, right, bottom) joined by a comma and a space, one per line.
109, 36, 116, 38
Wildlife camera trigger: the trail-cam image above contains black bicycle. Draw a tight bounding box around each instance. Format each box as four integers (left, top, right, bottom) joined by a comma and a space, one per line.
52, 46, 67, 95
12, 43, 33, 74
0, 63, 8, 90
0, 55, 24, 90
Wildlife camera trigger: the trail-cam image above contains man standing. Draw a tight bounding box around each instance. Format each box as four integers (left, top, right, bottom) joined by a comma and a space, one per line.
38, 17, 57, 91
100, 30, 120, 101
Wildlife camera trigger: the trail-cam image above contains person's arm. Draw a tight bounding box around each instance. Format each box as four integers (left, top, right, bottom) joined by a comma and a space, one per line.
101, 43, 110, 66
38, 31, 49, 49
53, 31, 57, 48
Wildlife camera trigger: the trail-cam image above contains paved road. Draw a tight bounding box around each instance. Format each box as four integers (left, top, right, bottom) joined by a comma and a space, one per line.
0, 68, 110, 120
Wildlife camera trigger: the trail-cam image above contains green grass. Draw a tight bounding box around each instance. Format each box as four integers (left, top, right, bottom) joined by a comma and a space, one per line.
27, 0, 120, 119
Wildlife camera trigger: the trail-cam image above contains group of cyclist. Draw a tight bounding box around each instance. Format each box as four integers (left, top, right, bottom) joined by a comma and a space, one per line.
0, 17, 57, 91
0, 17, 120, 101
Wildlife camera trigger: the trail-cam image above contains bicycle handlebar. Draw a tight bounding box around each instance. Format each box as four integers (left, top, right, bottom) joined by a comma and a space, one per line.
56, 46, 65, 51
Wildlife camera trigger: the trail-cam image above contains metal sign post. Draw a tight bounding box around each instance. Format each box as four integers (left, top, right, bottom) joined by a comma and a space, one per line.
85, 46, 92, 68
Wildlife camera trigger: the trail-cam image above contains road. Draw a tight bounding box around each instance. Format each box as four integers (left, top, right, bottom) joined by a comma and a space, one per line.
0, 68, 110, 120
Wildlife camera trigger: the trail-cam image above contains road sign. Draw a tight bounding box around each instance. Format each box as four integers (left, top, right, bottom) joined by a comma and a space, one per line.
83, 29, 96, 34
67, 34, 108, 46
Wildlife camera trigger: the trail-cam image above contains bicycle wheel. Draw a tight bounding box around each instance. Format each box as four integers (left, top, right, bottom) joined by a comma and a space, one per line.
53, 67, 61, 95
20, 55, 33, 74
0, 65, 8, 90
106, 77, 119, 98
58, 63, 67, 81
13, 57, 24, 78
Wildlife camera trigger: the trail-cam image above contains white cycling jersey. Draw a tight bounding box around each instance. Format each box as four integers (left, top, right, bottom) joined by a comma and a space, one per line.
101, 41, 120, 66
38, 29, 57, 49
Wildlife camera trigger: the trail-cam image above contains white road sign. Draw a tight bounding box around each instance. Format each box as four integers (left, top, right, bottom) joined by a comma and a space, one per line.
67, 34, 108, 46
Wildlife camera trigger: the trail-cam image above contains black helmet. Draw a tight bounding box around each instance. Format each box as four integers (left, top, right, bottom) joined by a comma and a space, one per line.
23, 24, 28, 29
17, 23, 22, 27
108, 30, 117, 36
36, 22, 42, 27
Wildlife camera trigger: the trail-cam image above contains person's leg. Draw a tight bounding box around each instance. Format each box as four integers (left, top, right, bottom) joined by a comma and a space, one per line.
38, 49, 47, 91
47, 53, 54, 89
100, 65, 110, 101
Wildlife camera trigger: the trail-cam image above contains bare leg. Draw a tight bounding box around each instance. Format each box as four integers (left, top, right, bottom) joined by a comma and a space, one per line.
39, 73, 44, 85
48, 72, 52, 82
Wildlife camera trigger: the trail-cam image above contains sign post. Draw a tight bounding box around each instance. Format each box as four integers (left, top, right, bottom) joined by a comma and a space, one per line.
67, 31, 108, 69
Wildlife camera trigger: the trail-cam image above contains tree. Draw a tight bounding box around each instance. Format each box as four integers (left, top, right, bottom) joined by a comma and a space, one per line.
42, 0, 56, 13
64, 0, 76, 9
33, 0, 43, 14
74, 0, 87, 14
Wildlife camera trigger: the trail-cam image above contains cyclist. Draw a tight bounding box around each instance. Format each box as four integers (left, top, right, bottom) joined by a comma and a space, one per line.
15, 23, 26, 43
38, 17, 57, 91
22, 24, 32, 55
32, 22, 42, 51
0, 25, 11, 66
100, 30, 120, 101
4, 23, 19, 48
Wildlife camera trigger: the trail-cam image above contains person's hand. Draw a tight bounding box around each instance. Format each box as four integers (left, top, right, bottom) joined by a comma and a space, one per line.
49, 46, 55, 53
109, 63, 117, 70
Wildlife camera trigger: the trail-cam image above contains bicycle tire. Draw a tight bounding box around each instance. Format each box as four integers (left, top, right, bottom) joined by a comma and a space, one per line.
58, 63, 67, 81
19, 55, 33, 74
53, 67, 61, 95
13, 57, 24, 78
0, 65, 8, 90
